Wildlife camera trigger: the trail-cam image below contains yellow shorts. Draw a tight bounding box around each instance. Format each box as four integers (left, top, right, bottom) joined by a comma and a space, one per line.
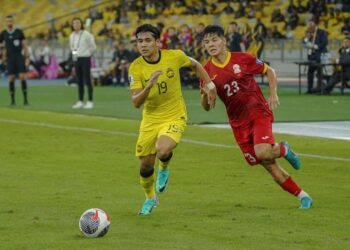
135, 118, 187, 157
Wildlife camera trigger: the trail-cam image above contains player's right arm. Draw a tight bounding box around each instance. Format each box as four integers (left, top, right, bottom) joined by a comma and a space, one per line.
130, 70, 163, 108
200, 89, 210, 111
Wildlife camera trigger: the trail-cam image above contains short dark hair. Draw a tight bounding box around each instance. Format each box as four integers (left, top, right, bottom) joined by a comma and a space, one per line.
229, 21, 238, 26
6, 15, 13, 19
71, 17, 84, 30
202, 25, 225, 40
135, 24, 160, 39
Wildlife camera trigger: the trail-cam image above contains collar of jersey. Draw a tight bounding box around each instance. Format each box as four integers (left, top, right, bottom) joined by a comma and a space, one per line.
211, 52, 231, 68
142, 50, 161, 64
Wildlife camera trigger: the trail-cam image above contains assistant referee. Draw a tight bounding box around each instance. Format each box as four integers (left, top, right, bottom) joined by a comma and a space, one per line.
0, 15, 29, 105
70, 17, 96, 109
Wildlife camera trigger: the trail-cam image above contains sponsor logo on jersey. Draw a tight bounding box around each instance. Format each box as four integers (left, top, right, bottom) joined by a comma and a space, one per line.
233, 64, 241, 74
261, 136, 270, 140
210, 74, 218, 80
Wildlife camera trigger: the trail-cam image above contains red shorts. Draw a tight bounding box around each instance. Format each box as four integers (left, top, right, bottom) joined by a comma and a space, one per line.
231, 115, 275, 166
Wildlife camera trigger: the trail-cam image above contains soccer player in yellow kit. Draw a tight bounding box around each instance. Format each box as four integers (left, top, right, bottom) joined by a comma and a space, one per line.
128, 24, 217, 215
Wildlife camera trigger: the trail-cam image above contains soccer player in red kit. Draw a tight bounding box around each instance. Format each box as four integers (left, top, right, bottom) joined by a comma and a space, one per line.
200, 25, 313, 209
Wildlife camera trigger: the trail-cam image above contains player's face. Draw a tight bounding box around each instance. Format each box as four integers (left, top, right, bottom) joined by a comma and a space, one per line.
202, 34, 226, 57
72, 20, 82, 31
343, 38, 350, 48
136, 32, 159, 57
6, 17, 14, 29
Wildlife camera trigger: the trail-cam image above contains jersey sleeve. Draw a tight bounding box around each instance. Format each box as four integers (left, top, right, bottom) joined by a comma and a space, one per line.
174, 50, 191, 68
128, 61, 143, 90
243, 53, 268, 75
0, 31, 3, 43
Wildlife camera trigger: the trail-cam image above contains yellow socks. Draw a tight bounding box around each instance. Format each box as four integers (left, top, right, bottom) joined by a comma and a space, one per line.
140, 170, 156, 199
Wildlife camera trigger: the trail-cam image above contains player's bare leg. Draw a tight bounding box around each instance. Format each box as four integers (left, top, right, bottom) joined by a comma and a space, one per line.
261, 159, 313, 209
155, 135, 177, 193
8, 74, 16, 105
255, 142, 301, 170
138, 154, 158, 215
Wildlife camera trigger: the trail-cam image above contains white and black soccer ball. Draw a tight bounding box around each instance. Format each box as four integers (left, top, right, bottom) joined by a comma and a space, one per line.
79, 208, 110, 238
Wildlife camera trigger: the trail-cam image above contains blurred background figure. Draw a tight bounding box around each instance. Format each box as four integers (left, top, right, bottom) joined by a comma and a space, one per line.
70, 17, 96, 109
302, 21, 328, 94
0, 15, 29, 105
321, 36, 350, 94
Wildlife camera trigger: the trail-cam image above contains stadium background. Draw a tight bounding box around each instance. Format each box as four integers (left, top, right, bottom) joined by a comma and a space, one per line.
0, 1, 349, 249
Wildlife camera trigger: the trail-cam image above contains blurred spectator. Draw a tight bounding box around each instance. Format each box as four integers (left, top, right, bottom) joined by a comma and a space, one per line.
179, 24, 193, 54
88, 7, 102, 24
145, 0, 157, 18
271, 9, 285, 23
111, 41, 131, 85
320, 36, 350, 94
197, 0, 209, 15
223, 2, 234, 14
295, 0, 307, 13
226, 22, 245, 52
129, 38, 140, 62
341, 18, 350, 35
271, 25, 286, 39
286, 0, 297, 14
33, 39, 51, 78
161, 26, 180, 49
285, 10, 299, 30
302, 21, 328, 94
235, 2, 246, 18
254, 19, 267, 38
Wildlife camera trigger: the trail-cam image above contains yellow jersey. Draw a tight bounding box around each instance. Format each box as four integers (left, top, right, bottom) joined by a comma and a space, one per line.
128, 49, 191, 123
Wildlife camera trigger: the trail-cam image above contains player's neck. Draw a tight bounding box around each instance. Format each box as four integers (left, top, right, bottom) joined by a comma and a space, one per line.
143, 50, 161, 64
213, 50, 229, 64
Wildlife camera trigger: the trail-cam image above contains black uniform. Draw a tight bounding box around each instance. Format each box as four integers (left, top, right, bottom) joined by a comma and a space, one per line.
0, 28, 27, 75
0, 28, 28, 105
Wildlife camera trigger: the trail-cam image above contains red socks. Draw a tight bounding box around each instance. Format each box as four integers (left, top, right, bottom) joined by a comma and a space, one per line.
281, 176, 301, 196
279, 143, 287, 157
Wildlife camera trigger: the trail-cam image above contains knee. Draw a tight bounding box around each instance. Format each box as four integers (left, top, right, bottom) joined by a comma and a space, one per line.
255, 147, 273, 161
139, 158, 154, 174
156, 145, 172, 160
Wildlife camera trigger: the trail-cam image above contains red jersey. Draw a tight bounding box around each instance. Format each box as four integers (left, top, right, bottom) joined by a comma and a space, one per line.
203, 52, 273, 128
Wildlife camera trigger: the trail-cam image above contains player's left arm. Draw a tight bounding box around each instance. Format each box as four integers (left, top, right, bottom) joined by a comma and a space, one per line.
189, 57, 217, 109
266, 65, 280, 110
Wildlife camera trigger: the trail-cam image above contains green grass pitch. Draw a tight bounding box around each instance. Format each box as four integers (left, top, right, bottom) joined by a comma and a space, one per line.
0, 85, 349, 249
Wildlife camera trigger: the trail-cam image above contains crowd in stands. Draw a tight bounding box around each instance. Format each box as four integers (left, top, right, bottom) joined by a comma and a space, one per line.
1, 0, 349, 87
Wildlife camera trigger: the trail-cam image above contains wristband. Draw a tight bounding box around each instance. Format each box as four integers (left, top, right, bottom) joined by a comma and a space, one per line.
205, 81, 216, 91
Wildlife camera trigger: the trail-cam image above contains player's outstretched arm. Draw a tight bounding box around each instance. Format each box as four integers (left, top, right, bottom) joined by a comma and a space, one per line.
188, 57, 217, 109
266, 66, 280, 110
131, 70, 163, 108
200, 90, 210, 111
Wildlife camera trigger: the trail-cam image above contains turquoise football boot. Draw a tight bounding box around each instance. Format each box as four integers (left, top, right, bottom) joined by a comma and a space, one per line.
299, 196, 313, 209
139, 196, 158, 216
280, 141, 301, 170
156, 168, 169, 193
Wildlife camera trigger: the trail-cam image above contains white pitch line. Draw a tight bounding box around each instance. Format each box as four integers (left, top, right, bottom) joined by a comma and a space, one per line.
1, 118, 350, 163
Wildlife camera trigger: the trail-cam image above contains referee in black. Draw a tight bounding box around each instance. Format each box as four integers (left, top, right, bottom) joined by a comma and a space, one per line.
70, 17, 96, 109
0, 15, 29, 105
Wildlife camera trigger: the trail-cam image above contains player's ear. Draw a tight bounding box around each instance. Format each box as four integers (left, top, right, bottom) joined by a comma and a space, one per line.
156, 38, 161, 48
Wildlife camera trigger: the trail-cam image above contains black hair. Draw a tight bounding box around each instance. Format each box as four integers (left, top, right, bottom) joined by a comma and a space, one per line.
6, 15, 13, 19
71, 17, 84, 30
135, 24, 160, 39
202, 25, 225, 40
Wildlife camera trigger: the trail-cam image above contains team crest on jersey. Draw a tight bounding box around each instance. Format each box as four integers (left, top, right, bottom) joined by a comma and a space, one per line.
166, 68, 175, 78
233, 64, 241, 74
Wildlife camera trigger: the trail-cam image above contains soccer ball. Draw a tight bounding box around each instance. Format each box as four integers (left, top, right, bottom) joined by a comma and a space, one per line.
79, 208, 110, 238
